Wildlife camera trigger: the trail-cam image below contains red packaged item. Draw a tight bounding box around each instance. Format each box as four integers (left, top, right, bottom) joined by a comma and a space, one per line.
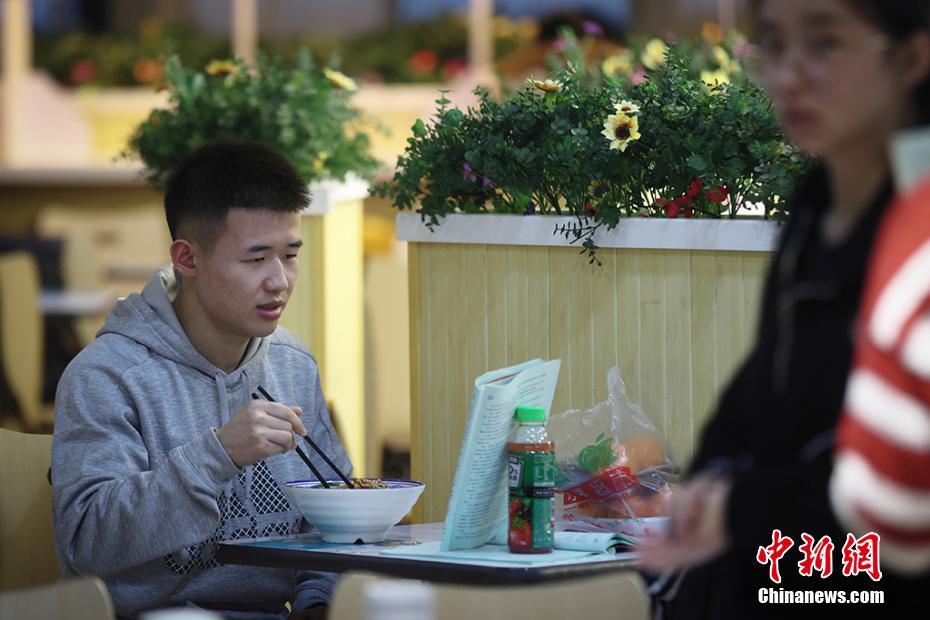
547, 368, 679, 539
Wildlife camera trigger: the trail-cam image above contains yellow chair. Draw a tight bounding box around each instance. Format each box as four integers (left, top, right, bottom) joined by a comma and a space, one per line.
329, 570, 650, 620
0, 576, 113, 619
0, 428, 59, 591
0, 251, 53, 431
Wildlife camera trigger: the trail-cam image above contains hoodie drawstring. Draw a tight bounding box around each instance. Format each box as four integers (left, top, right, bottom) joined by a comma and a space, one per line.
242, 370, 252, 407
214, 374, 229, 422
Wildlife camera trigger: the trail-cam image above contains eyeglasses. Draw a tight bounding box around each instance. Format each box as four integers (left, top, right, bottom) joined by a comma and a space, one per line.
744, 34, 891, 85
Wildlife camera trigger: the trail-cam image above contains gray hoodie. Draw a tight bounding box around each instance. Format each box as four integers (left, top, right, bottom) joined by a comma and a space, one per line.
52, 268, 352, 617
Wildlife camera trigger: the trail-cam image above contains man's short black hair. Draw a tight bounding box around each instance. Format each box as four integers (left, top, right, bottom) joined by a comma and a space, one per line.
164, 140, 309, 249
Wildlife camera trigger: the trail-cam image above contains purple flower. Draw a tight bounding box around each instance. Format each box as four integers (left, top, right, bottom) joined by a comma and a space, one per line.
552, 37, 568, 54
663, 31, 678, 44
524, 201, 536, 215
582, 20, 603, 37
462, 162, 477, 183
482, 175, 494, 189
732, 41, 754, 59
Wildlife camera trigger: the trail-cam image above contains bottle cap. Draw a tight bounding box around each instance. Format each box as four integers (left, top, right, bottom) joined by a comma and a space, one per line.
515, 406, 546, 422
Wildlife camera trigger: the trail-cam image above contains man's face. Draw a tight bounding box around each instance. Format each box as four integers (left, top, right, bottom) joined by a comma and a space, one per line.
190, 208, 302, 342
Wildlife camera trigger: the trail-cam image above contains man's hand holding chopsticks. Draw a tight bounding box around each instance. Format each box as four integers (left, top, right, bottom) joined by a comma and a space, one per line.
216, 399, 308, 467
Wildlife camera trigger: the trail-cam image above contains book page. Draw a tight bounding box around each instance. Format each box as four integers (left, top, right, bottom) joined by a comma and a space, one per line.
554, 531, 634, 552
383, 541, 597, 566
440, 359, 561, 551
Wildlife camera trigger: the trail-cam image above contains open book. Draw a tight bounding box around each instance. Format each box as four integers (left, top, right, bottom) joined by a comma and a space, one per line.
382, 530, 636, 566
440, 358, 561, 552
553, 530, 637, 552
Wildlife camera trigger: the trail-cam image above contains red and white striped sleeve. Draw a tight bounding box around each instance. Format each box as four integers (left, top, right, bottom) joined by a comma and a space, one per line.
831, 176, 930, 575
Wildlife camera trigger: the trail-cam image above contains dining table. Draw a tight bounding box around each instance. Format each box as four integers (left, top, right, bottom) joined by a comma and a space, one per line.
216, 522, 640, 586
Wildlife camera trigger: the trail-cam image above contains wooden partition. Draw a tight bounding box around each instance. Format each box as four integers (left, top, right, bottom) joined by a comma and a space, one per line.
399, 214, 778, 522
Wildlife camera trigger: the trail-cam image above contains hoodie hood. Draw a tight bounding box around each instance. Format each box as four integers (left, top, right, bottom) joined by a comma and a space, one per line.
100, 265, 264, 380
53, 266, 351, 616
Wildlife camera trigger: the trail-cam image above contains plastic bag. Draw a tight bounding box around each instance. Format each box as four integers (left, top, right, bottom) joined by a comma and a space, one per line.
547, 367, 679, 535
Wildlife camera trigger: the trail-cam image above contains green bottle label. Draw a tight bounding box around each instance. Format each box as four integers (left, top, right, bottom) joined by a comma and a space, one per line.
507, 450, 555, 551
508, 496, 553, 550
507, 452, 556, 489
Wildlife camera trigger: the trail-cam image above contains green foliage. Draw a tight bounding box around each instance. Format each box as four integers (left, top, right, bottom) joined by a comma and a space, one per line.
124, 50, 380, 189
33, 21, 228, 87
374, 44, 809, 263
34, 15, 529, 88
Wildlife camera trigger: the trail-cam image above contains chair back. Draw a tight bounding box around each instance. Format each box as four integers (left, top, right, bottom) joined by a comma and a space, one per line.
0, 576, 113, 619
0, 251, 45, 429
330, 569, 650, 620
0, 428, 58, 591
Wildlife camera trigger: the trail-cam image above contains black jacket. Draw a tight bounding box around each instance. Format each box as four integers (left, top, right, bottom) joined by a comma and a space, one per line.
655, 167, 925, 618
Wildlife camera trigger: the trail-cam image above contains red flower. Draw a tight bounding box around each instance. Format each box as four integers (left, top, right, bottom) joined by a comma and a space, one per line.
679, 194, 693, 207
705, 185, 729, 204
409, 49, 439, 75
664, 200, 681, 218
584, 202, 598, 217
683, 207, 694, 218
69, 58, 96, 85
686, 178, 703, 198
441, 57, 468, 80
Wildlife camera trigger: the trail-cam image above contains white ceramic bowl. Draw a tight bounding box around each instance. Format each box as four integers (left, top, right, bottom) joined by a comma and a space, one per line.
283, 479, 425, 543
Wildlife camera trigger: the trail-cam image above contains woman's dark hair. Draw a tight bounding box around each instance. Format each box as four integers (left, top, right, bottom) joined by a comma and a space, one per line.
753, 0, 930, 124
164, 140, 309, 249
847, 1, 930, 124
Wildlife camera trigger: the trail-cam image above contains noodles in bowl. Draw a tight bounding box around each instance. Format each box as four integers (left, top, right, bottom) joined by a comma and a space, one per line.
283, 479, 425, 543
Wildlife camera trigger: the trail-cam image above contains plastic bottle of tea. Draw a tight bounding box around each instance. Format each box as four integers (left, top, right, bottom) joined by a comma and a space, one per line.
507, 406, 555, 553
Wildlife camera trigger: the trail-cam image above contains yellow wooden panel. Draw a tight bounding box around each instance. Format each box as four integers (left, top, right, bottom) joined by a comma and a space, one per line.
591, 251, 619, 406
742, 253, 771, 341
567, 246, 596, 410
638, 250, 667, 442
486, 245, 509, 373
427, 244, 454, 520
464, 244, 489, 488
713, 253, 746, 396
689, 252, 719, 468
663, 252, 693, 466
407, 243, 424, 523
321, 202, 365, 475
548, 248, 573, 417
505, 246, 529, 366
525, 246, 550, 361
616, 250, 642, 406
448, 243, 469, 522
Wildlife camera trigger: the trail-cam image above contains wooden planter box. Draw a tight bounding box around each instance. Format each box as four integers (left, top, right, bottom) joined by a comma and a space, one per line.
397, 213, 781, 522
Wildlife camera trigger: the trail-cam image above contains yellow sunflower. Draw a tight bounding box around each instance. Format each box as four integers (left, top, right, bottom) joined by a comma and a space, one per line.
701, 69, 731, 88
205, 59, 237, 77
532, 79, 562, 92
602, 50, 634, 77
641, 39, 668, 71
323, 68, 358, 91
712, 46, 741, 75
601, 112, 641, 152
614, 100, 641, 115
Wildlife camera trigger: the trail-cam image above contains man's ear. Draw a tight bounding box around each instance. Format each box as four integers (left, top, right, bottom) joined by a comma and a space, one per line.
170, 239, 199, 278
